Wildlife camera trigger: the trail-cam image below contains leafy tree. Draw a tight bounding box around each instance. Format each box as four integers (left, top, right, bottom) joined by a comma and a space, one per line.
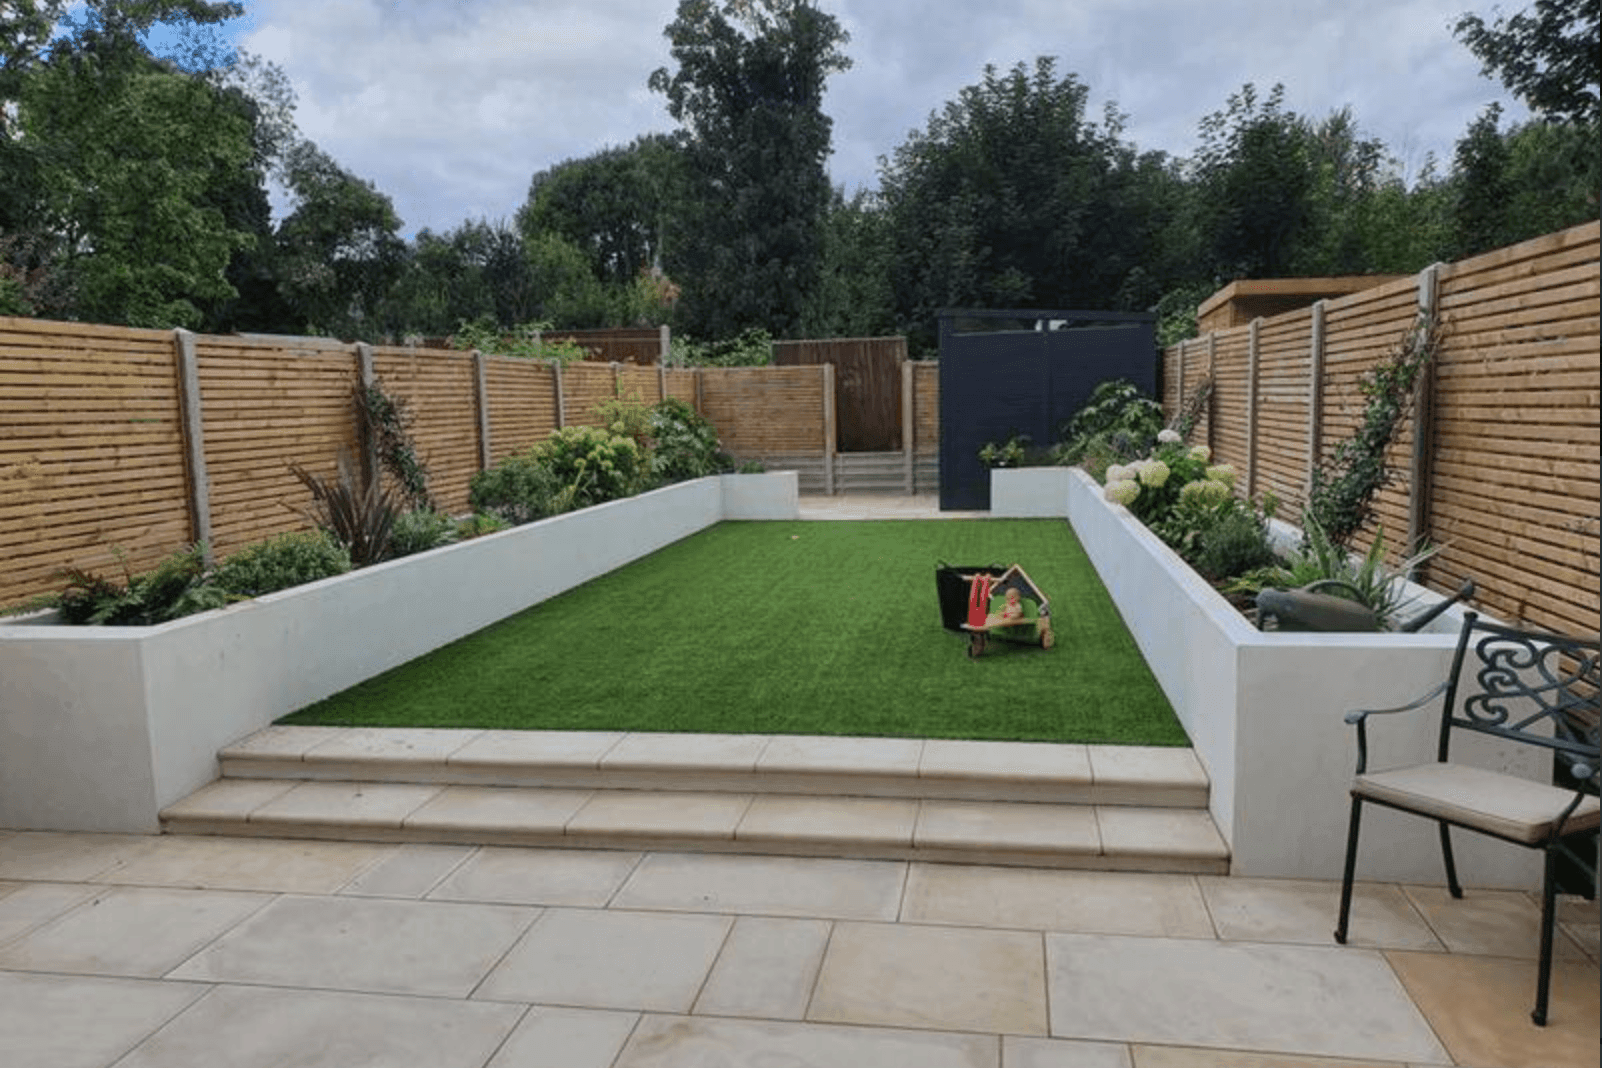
649, 0, 850, 340
802, 187, 895, 338
1454, 0, 1601, 125
273, 141, 406, 339
1446, 104, 1516, 259
386, 219, 537, 336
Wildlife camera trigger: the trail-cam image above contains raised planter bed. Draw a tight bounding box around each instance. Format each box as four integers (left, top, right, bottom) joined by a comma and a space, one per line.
0, 472, 797, 833
1064, 467, 1544, 888
988, 466, 1075, 518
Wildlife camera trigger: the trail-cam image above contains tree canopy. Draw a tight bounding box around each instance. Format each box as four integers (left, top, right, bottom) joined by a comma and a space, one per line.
1454, 0, 1600, 125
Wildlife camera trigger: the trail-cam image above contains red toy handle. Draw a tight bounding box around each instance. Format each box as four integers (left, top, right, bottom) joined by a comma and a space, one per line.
967, 574, 992, 628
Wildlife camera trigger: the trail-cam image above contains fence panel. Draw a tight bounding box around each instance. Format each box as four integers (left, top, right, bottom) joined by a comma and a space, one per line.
1, 320, 190, 600
561, 362, 617, 427
373, 347, 481, 514
774, 336, 906, 451
1253, 308, 1315, 515
1207, 326, 1252, 477
913, 362, 940, 453
700, 366, 827, 458
483, 357, 558, 464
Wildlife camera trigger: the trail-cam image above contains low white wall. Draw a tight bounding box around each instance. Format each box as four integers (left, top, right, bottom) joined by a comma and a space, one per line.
1065, 467, 1544, 888
0, 474, 797, 833
990, 467, 1074, 517
722, 470, 798, 519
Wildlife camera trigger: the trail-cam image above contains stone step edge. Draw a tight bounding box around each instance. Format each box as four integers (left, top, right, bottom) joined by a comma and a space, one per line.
216, 729, 1211, 809
159, 779, 1230, 876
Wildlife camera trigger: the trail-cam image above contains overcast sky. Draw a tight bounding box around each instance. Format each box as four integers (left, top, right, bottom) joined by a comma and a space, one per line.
225, 0, 1529, 237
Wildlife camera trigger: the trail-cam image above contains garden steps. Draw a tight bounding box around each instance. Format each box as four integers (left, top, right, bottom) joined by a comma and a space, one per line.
159, 727, 1229, 874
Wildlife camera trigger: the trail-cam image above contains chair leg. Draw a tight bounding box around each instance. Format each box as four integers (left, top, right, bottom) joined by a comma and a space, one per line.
1334, 797, 1363, 944
1438, 822, 1462, 899
1532, 847, 1559, 1027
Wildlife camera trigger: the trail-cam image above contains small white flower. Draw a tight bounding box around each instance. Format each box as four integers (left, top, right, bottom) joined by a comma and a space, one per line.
1189, 445, 1210, 462
1137, 460, 1170, 488
1104, 463, 1132, 484
1104, 479, 1141, 505
1206, 464, 1237, 487
1157, 429, 1182, 445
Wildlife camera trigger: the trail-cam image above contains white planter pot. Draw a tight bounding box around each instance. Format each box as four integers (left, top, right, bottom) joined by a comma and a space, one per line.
0, 474, 798, 833
1064, 467, 1542, 887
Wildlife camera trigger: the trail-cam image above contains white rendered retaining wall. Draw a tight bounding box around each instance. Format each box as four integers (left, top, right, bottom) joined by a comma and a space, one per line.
1060, 467, 1544, 888
0, 473, 797, 833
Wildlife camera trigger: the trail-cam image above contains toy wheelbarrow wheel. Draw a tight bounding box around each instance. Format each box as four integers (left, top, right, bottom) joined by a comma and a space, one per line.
1040, 627, 1055, 650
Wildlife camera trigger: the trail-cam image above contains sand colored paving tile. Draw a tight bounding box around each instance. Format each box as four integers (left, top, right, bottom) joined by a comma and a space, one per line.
485, 1006, 642, 1068
735, 795, 918, 850
0, 832, 158, 882
95, 834, 393, 893
1130, 1048, 1417, 1068
0, 971, 208, 1068
693, 915, 831, 1019
1044, 933, 1449, 1063
114, 985, 526, 1068
402, 785, 594, 835
914, 799, 1100, 855
919, 739, 1093, 794
1004, 1036, 1133, 1067
219, 725, 348, 760
1198, 877, 1443, 950
248, 780, 441, 828
429, 847, 643, 907
337, 843, 476, 898
0, 882, 104, 945
158, 778, 298, 821
902, 864, 1215, 938
615, 1014, 1000, 1068
566, 790, 752, 840
1385, 949, 1601, 1068
1086, 744, 1209, 800
170, 894, 536, 997
474, 907, 733, 1011
601, 732, 770, 772
448, 729, 627, 770
809, 920, 1048, 1035
1402, 885, 1589, 959
612, 852, 905, 920
1094, 806, 1228, 864
755, 734, 924, 776
0, 885, 271, 977
301, 726, 483, 764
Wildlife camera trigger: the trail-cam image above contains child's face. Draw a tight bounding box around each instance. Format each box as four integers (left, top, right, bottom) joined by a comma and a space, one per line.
1005, 588, 1020, 603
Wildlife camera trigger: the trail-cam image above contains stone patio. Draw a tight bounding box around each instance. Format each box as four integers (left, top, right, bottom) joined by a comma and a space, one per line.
0, 830, 1596, 1067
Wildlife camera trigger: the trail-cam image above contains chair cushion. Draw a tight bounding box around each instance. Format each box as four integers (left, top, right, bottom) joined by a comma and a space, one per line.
1354, 763, 1601, 845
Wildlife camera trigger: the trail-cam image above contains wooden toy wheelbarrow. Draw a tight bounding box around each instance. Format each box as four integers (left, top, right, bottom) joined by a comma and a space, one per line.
935, 563, 1054, 658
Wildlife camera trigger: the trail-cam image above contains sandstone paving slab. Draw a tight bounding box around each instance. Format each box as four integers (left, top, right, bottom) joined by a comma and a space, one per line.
902, 864, 1215, 939
219, 725, 348, 761
611, 852, 905, 920
474, 906, 733, 1011
0, 885, 271, 978
755, 735, 924, 777
1385, 949, 1601, 1068
112, 984, 526, 1068
919, 739, 1093, 793
0, 882, 103, 945
1085, 745, 1209, 803
1003, 1035, 1133, 1068
484, 1006, 642, 1068
1402, 884, 1588, 960
248, 780, 442, 828
914, 799, 1100, 855
614, 1014, 1000, 1068
96, 834, 393, 893
301, 726, 483, 764
1131, 1047, 1416, 1068
449, 730, 627, 770
0, 831, 158, 882
1094, 806, 1228, 863
735, 794, 918, 850
1199, 877, 1443, 951
566, 790, 752, 841
337, 843, 476, 898
692, 915, 831, 1020
158, 778, 298, 821
1044, 932, 1449, 1063
403, 785, 594, 835
601, 732, 771, 773
809, 920, 1048, 1035
429, 846, 643, 907
0, 971, 208, 1068
169, 894, 537, 997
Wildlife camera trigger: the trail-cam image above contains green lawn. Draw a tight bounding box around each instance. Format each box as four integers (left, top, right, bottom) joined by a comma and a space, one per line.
282, 520, 1188, 746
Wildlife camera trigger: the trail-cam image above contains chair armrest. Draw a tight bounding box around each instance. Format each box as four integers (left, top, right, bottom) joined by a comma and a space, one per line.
1344, 680, 1452, 774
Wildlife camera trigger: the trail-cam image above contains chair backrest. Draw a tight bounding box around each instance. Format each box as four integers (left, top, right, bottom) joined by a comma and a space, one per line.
1439, 611, 1601, 767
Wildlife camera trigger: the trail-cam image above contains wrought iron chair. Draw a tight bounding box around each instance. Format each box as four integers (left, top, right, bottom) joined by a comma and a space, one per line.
1333, 611, 1600, 1026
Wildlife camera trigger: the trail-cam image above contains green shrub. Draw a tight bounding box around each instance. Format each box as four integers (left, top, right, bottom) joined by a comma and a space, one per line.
53, 545, 227, 625
212, 531, 351, 597
456, 512, 511, 539
671, 328, 773, 367
387, 511, 458, 558
650, 397, 732, 483
290, 452, 399, 567
1187, 504, 1278, 583
539, 425, 646, 509
1052, 380, 1164, 469
469, 452, 567, 525
594, 394, 656, 457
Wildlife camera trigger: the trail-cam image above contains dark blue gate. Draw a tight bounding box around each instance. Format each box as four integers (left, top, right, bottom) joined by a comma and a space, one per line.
938, 309, 1158, 511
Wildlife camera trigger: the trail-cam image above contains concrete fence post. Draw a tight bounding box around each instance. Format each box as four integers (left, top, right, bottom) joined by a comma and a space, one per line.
1205, 333, 1217, 454
902, 360, 915, 495
1175, 338, 1186, 422
1408, 264, 1442, 557
354, 343, 377, 489
1306, 301, 1327, 502
553, 360, 566, 429
472, 350, 491, 471
658, 324, 671, 365
822, 364, 837, 495
172, 329, 213, 564
1246, 318, 1261, 499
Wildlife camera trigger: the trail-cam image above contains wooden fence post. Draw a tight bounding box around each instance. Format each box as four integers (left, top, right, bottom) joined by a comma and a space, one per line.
822, 364, 837, 495
902, 360, 914, 494
1407, 264, 1442, 557
173, 329, 213, 564
1245, 318, 1261, 499
472, 350, 491, 471
1306, 301, 1327, 502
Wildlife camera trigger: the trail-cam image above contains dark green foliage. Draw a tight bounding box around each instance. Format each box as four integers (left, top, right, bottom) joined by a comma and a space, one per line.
538, 425, 647, 509
672, 328, 773, 367
1305, 315, 1440, 549
455, 512, 511, 539
1186, 504, 1278, 583
1454, 0, 1600, 125
290, 453, 399, 566
357, 381, 431, 511
1053, 380, 1164, 468
469, 453, 568, 526
212, 530, 350, 597
978, 434, 1031, 470
386, 219, 538, 337
387, 510, 458, 558
53, 544, 227, 625
649, 397, 732, 483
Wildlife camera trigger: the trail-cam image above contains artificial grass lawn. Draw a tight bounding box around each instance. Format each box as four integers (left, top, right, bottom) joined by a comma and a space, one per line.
282, 520, 1189, 746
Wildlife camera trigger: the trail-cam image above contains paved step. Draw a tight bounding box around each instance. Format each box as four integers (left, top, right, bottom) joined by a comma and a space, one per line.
161, 728, 1229, 874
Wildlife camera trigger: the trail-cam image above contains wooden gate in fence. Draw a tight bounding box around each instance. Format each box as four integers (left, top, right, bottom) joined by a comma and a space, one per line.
773, 337, 907, 452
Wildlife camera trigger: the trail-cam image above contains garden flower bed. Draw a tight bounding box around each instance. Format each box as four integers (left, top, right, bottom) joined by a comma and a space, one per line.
0, 473, 795, 834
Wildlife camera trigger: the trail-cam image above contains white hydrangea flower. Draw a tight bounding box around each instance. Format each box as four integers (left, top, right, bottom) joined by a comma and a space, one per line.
1180, 478, 1231, 505
1189, 445, 1210, 462
1104, 479, 1141, 506
1137, 459, 1170, 488
1157, 429, 1182, 444
1104, 463, 1132, 484
1206, 464, 1237, 487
